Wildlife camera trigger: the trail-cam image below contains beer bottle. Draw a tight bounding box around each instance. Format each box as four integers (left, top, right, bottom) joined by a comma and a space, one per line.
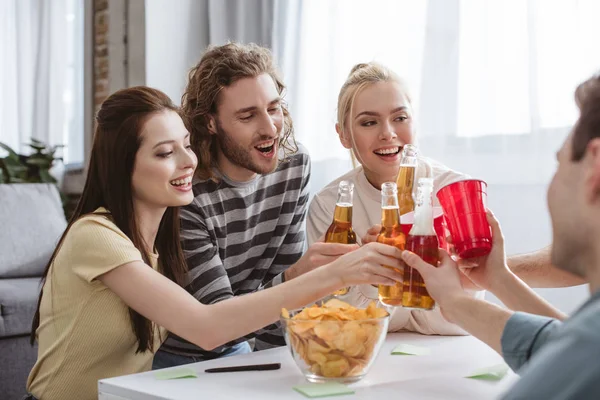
396, 144, 418, 216
403, 178, 438, 310
325, 180, 357, 296
376, 182, 406, 306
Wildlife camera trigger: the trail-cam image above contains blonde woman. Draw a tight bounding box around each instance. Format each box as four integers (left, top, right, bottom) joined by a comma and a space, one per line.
307, 62, 483, 335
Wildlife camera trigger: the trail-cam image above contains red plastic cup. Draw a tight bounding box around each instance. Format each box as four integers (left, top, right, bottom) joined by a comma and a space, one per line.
436, 179, 492, 258
400, 206, 449, 251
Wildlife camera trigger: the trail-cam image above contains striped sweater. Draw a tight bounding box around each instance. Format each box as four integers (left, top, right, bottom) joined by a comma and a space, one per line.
159, 146, 311, 359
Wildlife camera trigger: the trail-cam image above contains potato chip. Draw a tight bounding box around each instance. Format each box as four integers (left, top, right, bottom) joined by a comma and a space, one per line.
283, 300, 388, 379
307, 307, 326, 318
323, 298, 352, 310
322, 358, 350, 378
313, 321, 341, 342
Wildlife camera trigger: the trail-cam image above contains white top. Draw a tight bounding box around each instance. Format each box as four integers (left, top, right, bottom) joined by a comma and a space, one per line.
307, 158, 484, 335
98, 333, 515, 400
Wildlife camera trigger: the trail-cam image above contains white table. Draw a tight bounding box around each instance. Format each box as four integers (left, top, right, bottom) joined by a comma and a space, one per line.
98, 333, 517, 400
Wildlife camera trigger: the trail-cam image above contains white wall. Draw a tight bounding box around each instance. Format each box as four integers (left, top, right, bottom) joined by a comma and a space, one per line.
144, 0, 208, 104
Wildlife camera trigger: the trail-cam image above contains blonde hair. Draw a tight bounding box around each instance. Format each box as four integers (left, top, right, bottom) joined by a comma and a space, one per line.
182, 42, 297, 181
336, 62, 412, 166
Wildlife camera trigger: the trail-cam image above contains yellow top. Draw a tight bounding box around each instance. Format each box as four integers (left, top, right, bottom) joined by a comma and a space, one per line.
27, 208, 166, 400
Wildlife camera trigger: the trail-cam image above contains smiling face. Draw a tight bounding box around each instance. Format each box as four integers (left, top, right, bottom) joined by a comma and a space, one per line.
338, 81, 415, 189
131, 110, 198, 210
208, 73, 284, 182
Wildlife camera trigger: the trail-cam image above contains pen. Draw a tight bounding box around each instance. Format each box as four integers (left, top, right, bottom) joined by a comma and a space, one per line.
204, 363, 281, 373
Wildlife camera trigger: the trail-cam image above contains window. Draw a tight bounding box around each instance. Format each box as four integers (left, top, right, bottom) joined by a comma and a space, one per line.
0, 0, 84, 164
290, 0, 600, 186
63, 0, 84, 164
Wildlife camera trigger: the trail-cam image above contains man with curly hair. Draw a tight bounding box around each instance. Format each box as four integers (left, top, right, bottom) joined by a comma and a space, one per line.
153, 43, 356, 368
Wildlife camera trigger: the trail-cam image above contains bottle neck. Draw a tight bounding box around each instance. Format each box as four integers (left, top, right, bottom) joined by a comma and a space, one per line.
336, 190, 353, 206
381, 191, 399, 209
381, 206, 400, 227
333, 204, 353, 224
400, 156, 418, 168
409, 185, 435, 235
396, 164, 416, 215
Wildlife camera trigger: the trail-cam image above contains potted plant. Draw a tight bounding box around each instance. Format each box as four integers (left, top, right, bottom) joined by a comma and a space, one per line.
0, 138, 64, 184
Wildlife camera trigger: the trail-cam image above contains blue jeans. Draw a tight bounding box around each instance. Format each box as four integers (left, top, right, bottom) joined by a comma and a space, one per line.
152, 341, 252, 370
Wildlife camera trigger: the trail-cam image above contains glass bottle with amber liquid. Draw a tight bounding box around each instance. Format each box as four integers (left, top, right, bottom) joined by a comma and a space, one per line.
396, 144, 418, 216
325, 180, 357, 295
403, 178, 438, 310
376, 182, 406, 306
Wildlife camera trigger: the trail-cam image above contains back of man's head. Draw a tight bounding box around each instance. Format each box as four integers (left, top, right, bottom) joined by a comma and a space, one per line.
181, 42, 294, 180
572, 74, 600, 161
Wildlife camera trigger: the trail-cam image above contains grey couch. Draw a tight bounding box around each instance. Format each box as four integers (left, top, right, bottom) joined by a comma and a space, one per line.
0, 184, 67, 400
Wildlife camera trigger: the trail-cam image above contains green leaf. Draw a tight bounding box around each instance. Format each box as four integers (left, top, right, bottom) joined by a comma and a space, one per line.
27, 144, 47, 152
0, 142, 20, 161
9, 177, 27, 183
26, 157, 52, 167
39, 169, 57, 183
2, 156, 24, 168
5, 164, 28, 174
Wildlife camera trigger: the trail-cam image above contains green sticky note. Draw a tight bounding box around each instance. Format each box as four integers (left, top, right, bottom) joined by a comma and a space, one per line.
293, 382, 355, 398
154, 367, 197, 380
391, 343, 431, 356
465, 363, 509, 381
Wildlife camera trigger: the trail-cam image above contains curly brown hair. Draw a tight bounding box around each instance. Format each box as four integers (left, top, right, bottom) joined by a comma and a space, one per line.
182, 42, 297, 180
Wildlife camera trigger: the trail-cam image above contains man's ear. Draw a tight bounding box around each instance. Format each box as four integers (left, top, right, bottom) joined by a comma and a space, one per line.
336, 123, 352, 149
207, 115, 217, 135
584, 138, 600, 202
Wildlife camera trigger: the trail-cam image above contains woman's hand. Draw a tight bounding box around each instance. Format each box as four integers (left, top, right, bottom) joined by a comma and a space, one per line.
326, 242, 404, 288
285, 239, 359, 281
361, 224, 382, 245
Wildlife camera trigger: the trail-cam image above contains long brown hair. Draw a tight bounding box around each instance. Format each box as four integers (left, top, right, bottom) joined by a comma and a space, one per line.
182, 42, 297, 181
31, 86, 189, 353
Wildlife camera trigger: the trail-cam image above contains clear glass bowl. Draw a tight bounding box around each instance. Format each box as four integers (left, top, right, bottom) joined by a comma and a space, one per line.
281, 311, 389, 383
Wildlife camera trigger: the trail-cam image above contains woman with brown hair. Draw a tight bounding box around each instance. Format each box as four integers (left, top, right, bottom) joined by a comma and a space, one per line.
25, 86, 404, 400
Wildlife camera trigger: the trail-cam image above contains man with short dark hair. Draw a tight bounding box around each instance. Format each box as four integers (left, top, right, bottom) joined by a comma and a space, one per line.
403, 73, 600, 399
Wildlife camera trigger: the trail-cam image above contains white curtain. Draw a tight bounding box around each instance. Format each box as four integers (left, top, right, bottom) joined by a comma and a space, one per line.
0, 0, 82, 163
283, 0, 599, 312
207, 0, 274, 46
287, 0, 600, 191
145, 0, 285, 106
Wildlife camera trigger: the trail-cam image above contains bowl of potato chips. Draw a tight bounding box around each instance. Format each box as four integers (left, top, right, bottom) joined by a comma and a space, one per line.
281, 299, 389, 383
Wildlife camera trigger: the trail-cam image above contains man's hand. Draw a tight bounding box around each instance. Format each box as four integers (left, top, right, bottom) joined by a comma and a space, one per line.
456, 210, 512, 292
361, 225, 381, 245
285, 239, 359, 281
401, 249, 467, 322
